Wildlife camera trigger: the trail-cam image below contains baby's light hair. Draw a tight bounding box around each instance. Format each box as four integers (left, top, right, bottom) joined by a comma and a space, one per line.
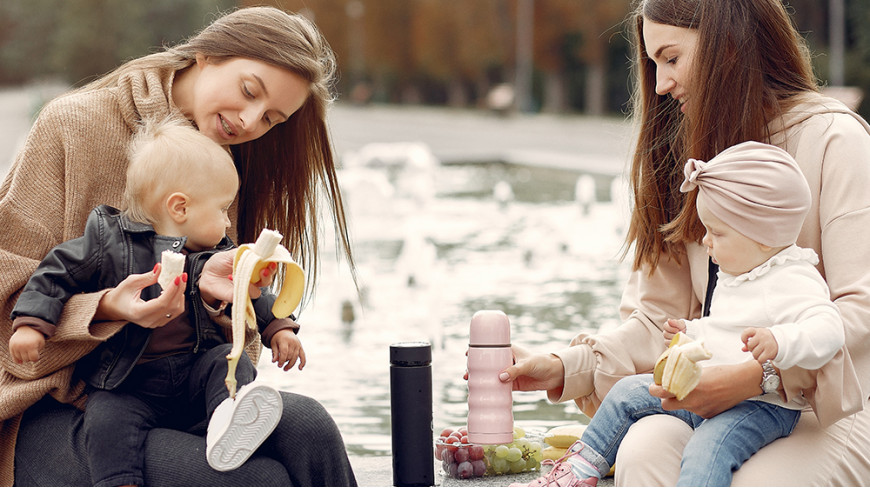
123, 117, 238, 225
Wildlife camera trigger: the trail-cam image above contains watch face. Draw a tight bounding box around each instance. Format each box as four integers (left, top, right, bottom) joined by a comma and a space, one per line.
762, 375, 780, 393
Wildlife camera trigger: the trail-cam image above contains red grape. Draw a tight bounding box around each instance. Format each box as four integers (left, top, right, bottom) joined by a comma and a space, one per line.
454, 447, 470, 463
457, 461, 474, 479
434, 444, 445, 461
442, 449, 454, 465
468, 445, 485, 460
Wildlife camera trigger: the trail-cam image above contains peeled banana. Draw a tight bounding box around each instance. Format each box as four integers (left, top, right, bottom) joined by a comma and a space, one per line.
543, 424, 587, 450
653, 332, 712, 401
542, 424, 587, 461
542, 424, 615, 475
225, 229, 305, 398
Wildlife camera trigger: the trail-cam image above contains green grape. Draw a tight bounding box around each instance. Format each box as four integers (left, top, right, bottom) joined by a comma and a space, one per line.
513, 426, 526, 439
494, 445, 509, 458
506, 447, 523, 463
490, 457, 509, 474
529, 441, 543, 461
514, 438, 531, 452
509, 459, 527, 473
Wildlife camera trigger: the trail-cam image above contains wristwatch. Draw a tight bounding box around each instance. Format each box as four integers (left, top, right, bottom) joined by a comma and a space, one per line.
760, 360, 781, 394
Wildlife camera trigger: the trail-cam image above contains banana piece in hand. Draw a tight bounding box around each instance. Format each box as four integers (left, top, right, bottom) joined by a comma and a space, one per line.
158, 250, 185, 291
225, 229, 304, 398
653, 332, 712, 401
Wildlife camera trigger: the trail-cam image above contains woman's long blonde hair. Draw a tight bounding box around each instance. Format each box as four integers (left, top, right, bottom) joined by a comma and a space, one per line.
82, 6, 355, 301
625, 0, 817, 272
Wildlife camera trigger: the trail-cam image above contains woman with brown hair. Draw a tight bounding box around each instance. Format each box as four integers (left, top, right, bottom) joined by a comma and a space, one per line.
0, 6, 357, 486
501, 0, 870, 484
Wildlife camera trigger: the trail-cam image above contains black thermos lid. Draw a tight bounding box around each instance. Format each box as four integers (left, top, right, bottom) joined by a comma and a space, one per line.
390, 342, 431, 366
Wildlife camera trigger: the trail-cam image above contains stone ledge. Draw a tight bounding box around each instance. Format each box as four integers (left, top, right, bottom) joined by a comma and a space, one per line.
349, 456, 614, 487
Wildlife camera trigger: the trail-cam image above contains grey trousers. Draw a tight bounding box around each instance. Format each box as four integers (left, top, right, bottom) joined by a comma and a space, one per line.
14, 392, 358, 486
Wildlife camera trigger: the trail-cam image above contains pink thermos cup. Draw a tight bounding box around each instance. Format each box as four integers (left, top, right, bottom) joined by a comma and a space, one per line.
466, 310, 514, 445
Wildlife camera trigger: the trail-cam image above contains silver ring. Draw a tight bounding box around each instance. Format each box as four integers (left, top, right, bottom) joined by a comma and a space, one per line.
165, 313, 172, 318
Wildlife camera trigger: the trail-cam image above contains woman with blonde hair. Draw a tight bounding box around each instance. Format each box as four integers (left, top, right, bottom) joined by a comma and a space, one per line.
501, 0, 870, 484
0, 6, 356, 486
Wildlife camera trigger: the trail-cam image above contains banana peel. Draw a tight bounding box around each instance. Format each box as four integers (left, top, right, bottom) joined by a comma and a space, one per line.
653, 332, 712, 401
653, 333, 692, 385
225, 229, 305, 398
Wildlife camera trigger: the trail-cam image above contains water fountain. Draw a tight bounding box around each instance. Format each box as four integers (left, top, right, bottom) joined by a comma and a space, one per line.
255, 142, 632, 457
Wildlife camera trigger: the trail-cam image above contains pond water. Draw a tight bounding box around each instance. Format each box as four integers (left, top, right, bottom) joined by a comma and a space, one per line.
255, 154, 632, 456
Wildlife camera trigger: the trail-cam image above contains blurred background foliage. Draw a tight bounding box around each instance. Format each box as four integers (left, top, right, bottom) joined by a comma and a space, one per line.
0, 0, 868, 117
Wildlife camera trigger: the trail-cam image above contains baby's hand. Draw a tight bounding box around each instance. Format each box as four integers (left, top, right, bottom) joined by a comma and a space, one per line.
663, 318, 686, 342
271, 329, 306, 372
9, 326, 46, 364
741, 327, 778, 363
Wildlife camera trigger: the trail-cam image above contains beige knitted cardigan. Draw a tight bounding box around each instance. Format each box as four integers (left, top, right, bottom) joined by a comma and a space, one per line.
0, 67, 257, 486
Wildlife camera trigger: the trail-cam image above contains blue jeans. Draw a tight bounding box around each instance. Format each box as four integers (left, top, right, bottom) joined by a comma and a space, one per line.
82, 344, 256, 487
577, 374, 801, 487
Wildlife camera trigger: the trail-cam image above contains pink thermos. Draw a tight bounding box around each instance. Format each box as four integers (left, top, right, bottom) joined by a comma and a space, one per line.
466, 310, 514, 445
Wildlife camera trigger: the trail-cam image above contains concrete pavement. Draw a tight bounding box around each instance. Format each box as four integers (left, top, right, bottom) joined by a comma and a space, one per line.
348, 454, 615, 487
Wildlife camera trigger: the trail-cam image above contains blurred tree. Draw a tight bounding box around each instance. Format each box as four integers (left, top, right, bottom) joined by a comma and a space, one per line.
0, 0, 62, 84
271, 0, 414, 104
454, 0, 514, 107
51, 0, 135, 85
534, 0, 584, 113
4, 0, 866, 118
574, 1, 631, 115
412, 0, 511, 107
0, 0, 235, 86
847, 0, 870, 117
360, 0, 418, 103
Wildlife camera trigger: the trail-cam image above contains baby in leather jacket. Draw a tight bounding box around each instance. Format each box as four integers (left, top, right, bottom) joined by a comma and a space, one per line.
8, 117, 302, 483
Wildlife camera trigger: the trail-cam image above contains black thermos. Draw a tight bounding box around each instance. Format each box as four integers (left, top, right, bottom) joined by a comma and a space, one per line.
390, 342, 434, 486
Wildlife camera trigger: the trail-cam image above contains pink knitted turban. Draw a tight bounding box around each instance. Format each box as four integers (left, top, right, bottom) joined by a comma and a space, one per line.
680, 141, 811, 247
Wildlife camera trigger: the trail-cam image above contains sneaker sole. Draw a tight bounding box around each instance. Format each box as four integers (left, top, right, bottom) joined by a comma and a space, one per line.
207, 385, 283, 472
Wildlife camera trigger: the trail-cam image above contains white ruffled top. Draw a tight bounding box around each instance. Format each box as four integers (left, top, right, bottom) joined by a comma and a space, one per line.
719, 245, 820, 286
683, 243, 843, 409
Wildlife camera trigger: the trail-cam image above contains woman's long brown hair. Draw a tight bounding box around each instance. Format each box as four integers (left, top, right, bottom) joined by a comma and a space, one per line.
80, 7, 356, 302
625, 0, 817, 272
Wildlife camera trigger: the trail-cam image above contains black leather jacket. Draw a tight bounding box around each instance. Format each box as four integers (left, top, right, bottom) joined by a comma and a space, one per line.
10, 205, 280, 390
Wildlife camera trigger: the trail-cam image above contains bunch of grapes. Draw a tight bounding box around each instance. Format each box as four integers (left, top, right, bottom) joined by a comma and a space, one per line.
435, 426, 543, 479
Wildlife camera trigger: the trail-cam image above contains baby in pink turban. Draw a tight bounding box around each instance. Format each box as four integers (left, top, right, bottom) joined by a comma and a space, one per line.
514, 141, 845, 488
665, 140, 843, 370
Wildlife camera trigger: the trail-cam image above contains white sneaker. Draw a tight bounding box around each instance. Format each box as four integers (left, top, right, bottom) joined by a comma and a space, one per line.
206, 383, 283, 472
